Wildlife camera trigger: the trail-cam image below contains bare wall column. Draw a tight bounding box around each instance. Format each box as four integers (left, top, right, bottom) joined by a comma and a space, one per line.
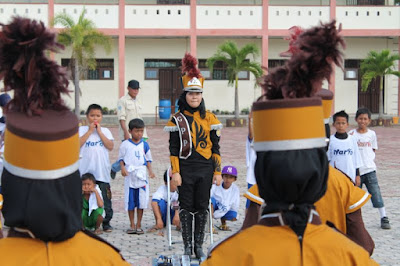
119, 0, 126, 98
262, 0, 269, 71
190, 0, 197, 56
330, 0, 337, 113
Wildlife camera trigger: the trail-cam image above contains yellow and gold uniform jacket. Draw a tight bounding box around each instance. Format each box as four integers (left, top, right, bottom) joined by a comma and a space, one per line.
204, 212, 378, 266
244, 165, 371, 233
0, 231, 130, 266
165, 110, 222, 175
0, 193, 3, 230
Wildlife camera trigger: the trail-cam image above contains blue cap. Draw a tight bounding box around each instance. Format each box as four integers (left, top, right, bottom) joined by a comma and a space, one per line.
0, 93, 11, 107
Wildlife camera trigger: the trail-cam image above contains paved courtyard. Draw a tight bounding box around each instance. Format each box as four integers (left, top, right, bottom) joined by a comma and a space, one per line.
100, 125, 398, 265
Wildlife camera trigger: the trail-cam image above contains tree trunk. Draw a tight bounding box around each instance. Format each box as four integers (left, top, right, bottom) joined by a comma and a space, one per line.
378, 76, 384, 118
234, 75, 239, 119
74, 59, 81, 118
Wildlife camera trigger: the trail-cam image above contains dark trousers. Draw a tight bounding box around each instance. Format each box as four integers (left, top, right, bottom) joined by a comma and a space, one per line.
96, 181, 113, 226
179, 162, 213, 213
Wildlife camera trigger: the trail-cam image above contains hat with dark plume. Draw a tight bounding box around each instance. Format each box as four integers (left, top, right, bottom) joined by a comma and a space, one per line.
0, 17, 81, 242
252, 20, 344, 237
181, 53, 204, 92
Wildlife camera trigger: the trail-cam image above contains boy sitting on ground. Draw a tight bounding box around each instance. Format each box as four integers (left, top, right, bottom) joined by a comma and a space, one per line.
211, 166, 240, 231
81, 173, 104, 235
149, 168, 180, 236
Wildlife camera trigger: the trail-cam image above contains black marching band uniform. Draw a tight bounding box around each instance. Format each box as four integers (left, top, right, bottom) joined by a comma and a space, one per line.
164, 53, 222, 259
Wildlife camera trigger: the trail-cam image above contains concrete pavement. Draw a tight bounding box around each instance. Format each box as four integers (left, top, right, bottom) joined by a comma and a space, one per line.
100, 125, 399, 265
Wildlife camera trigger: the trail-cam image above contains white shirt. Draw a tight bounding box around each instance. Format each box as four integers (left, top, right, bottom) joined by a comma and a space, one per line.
79, 126, 114, 183
349, 129, 378, 175
117, 94, 148, 140
152, 185, 179, 203
211, 183, 240, 219
327, 134, 363, 183
246, 137, 257, 185
118, 139, 152, 188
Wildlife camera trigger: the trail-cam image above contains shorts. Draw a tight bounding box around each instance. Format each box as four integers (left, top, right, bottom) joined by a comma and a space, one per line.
211, 197, 237, 220
82, 207, 104, 229
152, 199, 176, 225
128, 187, 147, 210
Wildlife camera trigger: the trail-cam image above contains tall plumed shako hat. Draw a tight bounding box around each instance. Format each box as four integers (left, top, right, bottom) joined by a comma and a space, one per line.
252, 97, 326, 152
181, 53, 204, 92
0, 17, 82, 242
315, 89, 334, 125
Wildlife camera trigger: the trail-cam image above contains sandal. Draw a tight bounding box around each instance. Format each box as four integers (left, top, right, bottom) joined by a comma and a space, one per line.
217, 224, 231, 231
136, 228, 144, 235
94, 228, 103, 235
126, 228, 136, 234
147, 226, 161, 233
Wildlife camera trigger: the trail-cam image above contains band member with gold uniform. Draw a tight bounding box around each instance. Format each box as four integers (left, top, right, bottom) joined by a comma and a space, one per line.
164, 53, 222, 259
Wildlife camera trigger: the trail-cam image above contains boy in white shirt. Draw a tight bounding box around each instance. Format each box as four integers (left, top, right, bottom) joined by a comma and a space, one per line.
327, 110, 362, 185
149, 169, 180, 235
211, 166, 240, 231
79, 104, 114, 232
349, 108, 390, 229
119, 118, 155, 235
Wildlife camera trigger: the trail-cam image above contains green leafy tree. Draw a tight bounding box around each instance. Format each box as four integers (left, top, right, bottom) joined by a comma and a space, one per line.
207, 41, 263, 119
361, 50, 400, 117
52, 10, 112, 117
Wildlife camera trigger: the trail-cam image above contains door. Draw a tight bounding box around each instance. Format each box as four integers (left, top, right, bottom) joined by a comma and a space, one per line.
159, 69, 182, 111
358, 76, 381, 114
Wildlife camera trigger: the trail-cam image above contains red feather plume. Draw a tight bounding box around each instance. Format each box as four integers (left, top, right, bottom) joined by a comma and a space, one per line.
181, 52, 201, 78
279, 26, 304, 57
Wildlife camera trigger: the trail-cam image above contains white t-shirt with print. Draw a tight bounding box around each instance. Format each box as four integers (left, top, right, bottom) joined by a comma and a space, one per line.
79, 126, 114, 183
349, 129, 378, 175
327, 134, 363, 183
246, 138, 257, 185
118, 139, 153, 189
211, 183, 240, 219
152, 185, 179, 203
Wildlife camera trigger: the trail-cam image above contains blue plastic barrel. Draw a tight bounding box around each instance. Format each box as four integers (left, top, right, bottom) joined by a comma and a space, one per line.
159, 99, 171, 119
175, 99, 179, 113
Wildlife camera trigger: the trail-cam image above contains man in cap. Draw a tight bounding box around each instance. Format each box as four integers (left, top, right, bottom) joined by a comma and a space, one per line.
111, 79, 148, 179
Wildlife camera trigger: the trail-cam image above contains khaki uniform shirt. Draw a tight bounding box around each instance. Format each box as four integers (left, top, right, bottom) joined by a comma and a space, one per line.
117, 94, 148, 140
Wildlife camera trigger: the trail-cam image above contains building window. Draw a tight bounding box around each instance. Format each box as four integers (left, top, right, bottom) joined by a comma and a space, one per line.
61, 58, 114, 80
144, 59, 182, 80
344, 59, 361, 80
156, 0, 190, 4
199, 59, 250, 81
268, 59, 286, 69
144, 59, 250, 81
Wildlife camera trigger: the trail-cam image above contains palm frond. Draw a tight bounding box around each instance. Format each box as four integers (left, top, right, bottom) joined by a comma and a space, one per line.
361, 71, 379, 92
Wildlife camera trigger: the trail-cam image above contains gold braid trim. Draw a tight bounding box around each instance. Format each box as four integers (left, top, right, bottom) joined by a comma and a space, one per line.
170, 156, 180, 174
212, 153, 221, 175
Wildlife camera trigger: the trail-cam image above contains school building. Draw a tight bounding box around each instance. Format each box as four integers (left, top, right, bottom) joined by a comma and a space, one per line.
0, 0, 399, 117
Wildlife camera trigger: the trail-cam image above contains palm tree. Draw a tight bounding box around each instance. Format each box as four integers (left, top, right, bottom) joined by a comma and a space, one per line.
360, 49, 400, 118
207, 41, 263, 119
53, 10, 112, 117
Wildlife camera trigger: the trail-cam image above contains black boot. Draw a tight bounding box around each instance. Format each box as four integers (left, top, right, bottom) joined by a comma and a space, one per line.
180, 209, 193, 256
194, 210, 208, 259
